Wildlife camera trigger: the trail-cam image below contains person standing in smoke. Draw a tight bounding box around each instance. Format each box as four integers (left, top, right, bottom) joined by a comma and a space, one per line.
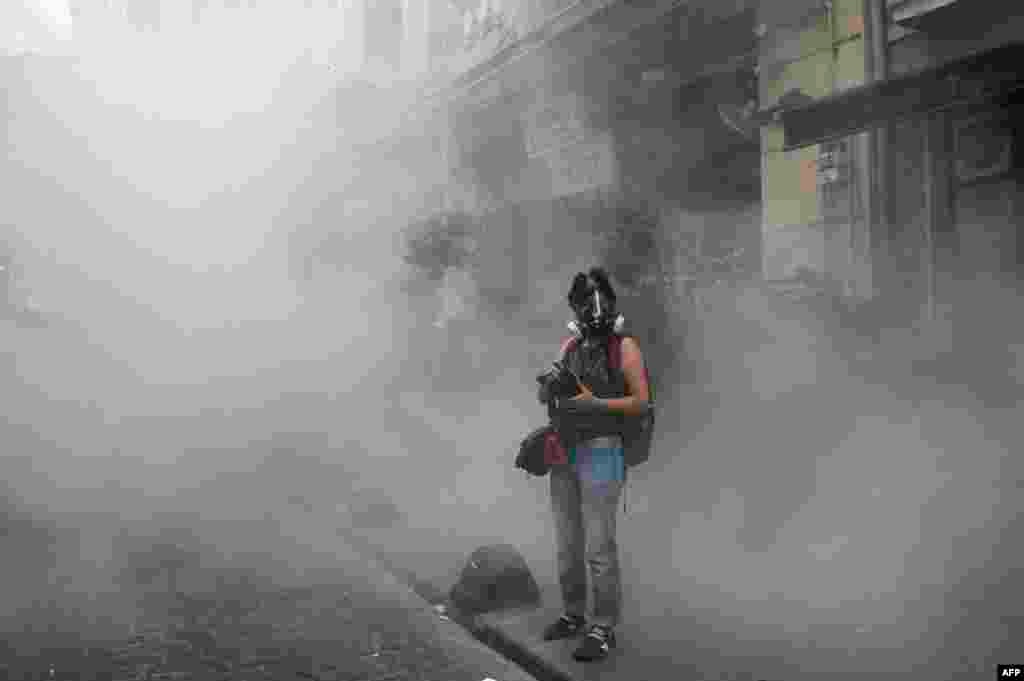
538, 267, 650, 662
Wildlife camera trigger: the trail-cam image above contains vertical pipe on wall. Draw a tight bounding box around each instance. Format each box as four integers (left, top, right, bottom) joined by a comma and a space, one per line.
870, 0, 889, 243
922, 114, 938, 322
862, 0, 889, 300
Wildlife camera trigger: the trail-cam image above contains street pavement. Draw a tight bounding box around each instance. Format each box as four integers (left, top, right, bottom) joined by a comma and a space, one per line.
0, 533, 538, 681
5, 284, 1022, 681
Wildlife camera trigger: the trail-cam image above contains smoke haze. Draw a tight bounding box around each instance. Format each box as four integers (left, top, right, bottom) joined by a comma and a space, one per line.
1, 5, 1021, 679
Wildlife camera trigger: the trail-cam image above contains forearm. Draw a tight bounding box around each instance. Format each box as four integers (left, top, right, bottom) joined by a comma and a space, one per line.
596, 396, 649, 417
560, 395, 647, 418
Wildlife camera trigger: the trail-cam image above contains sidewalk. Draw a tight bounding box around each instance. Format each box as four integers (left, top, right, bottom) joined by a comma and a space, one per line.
468, 581, 807, 681
471, 600, 635, 681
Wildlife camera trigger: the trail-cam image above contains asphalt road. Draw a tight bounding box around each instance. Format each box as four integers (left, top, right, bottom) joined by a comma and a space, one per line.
0, 536, 534, 681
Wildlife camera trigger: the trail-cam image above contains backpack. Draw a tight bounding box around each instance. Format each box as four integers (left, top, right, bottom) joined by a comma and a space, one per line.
515, 424, 556, 477
562, 334, 656, 468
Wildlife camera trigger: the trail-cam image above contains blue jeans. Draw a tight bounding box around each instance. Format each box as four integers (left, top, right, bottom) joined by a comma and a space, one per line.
549, 436, 624, 628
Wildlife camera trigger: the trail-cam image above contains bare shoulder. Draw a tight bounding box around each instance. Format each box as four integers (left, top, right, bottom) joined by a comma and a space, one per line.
619, 336, 644, 364
620, 335, 642, 354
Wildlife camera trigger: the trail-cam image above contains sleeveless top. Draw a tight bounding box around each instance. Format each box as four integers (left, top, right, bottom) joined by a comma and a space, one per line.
561, 336, 626, 484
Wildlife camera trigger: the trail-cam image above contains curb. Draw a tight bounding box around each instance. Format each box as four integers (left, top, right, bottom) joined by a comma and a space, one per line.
468, 616, 574, 681
334, 526, 451, 605
337, 527, 570, 681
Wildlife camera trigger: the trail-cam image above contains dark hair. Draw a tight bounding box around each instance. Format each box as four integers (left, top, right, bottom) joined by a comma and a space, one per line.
567, 266, 616, 308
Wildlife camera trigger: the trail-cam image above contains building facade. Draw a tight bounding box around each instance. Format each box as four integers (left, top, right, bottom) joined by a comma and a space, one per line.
318, 0, 1023, 381
760, 0, 1024, 375
328, 0, 766, 383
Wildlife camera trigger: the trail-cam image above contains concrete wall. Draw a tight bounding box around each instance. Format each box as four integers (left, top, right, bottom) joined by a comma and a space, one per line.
757, 0, 873, 295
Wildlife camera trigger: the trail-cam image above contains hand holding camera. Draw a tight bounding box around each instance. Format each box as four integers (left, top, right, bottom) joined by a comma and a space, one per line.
536, 360, 583, 408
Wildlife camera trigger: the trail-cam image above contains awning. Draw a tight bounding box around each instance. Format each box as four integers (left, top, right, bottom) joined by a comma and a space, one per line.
889, 0, 960, 24
758, 40, 1024, 150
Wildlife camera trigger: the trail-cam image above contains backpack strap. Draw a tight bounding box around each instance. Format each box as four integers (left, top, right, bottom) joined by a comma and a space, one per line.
559, 336, 578, 360
606, 334, 623, 370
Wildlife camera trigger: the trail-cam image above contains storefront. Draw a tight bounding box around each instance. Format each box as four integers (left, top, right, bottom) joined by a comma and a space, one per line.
764, 2, 1024, 380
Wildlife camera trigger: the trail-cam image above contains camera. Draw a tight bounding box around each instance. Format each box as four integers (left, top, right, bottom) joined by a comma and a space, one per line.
536, 360, 581, 407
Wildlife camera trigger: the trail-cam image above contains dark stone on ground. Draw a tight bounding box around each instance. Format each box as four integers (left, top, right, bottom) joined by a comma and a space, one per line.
449, 544, 542, 616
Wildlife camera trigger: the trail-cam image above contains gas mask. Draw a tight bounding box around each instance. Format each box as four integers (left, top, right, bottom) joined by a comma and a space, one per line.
568, 284, 624, 340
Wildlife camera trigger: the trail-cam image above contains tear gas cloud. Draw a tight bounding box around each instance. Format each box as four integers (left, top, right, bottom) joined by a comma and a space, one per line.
1, 4, 1021, 675
0, 4, 556, 641
0, 5, 424, 623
